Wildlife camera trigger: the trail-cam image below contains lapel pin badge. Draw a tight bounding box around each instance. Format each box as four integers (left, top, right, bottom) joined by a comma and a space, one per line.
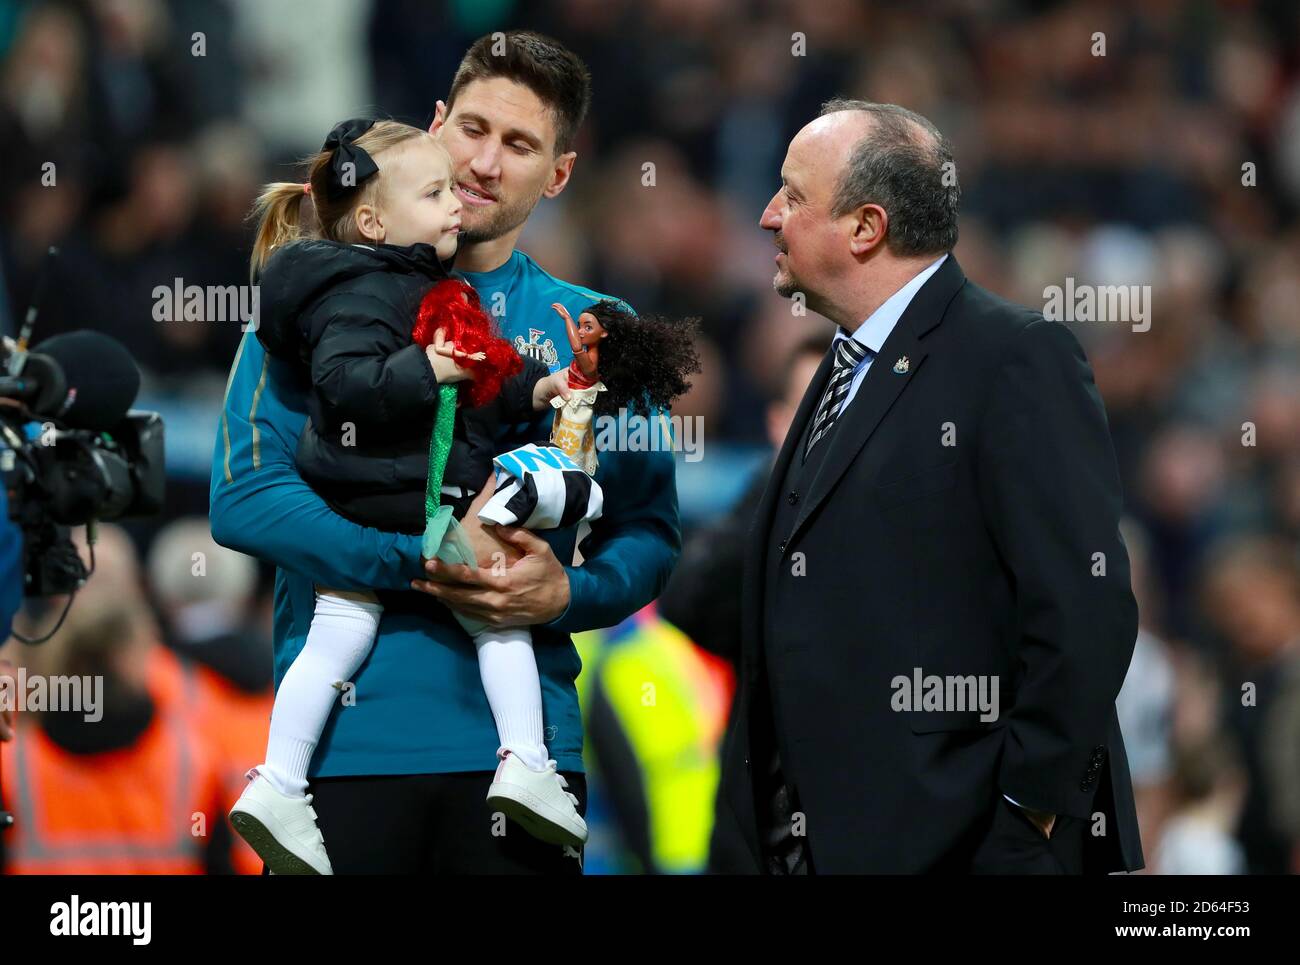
893, 355, 910, 374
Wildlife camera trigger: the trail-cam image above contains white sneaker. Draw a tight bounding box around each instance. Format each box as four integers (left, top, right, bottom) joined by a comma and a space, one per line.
229, 768, 333, 875
486, 753, 588, 848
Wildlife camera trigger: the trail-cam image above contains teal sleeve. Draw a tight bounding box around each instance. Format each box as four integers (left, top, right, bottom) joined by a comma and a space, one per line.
541, 409, 680, 634
209, 331, 424, 591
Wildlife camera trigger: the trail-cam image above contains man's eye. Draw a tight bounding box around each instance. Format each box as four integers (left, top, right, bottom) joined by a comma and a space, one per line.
510, 143, 532, 154
462, 126, 482, 137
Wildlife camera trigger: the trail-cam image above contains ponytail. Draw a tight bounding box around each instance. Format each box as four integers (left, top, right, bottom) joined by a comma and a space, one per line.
248, 181, 309, 280
247, 119, 438, 280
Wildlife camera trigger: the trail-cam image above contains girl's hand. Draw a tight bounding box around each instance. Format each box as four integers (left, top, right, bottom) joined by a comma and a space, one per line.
426, 342, 473, 383
532, 368, 573, 411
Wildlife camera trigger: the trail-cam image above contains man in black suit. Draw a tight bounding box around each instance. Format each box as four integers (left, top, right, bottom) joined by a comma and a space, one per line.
714, 99, 1144, 874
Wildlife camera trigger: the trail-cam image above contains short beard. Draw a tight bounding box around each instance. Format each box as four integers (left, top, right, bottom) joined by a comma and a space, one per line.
458, 187, 544, 245
773, 269, 802, 299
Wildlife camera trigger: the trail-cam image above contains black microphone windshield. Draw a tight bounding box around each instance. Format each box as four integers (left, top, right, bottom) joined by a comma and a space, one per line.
31, 331, 141, 431
9, 352, 67, 413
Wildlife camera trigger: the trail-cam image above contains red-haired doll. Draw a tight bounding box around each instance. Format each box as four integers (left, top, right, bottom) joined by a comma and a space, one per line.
411, 278, 522, 409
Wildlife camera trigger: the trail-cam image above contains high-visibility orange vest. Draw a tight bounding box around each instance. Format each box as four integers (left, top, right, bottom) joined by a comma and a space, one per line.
0, 704, 222, 875
146, 646, 273, 875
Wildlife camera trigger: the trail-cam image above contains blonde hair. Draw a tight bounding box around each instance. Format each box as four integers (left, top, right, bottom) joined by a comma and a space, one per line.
248, 120, 451, 278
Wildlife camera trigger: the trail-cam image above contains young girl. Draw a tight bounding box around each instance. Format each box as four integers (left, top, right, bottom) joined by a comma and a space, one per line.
228, 118, 588, 874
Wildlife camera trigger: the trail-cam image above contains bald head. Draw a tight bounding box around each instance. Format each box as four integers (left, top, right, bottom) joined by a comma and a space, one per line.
775, 110, 873, 222
816, 99, 959, 256
794, 108, 875, 162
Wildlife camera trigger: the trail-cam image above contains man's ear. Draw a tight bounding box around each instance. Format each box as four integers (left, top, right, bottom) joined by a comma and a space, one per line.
542, 151, 577, 199
354, 203, 384, 242
849, 203, 887, 257
428, 99, 447, 136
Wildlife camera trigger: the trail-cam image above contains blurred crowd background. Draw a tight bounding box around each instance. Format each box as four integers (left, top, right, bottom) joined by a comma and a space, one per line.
2, 0, 1299, 874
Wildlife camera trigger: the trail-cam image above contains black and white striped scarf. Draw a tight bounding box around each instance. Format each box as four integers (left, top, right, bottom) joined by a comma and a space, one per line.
478, 444, 603, 530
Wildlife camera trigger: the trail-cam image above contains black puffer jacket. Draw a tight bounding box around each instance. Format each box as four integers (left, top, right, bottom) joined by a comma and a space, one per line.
257, 239, 549, 534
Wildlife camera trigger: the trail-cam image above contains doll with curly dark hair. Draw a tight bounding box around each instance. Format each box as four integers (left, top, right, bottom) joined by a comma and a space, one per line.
548, 300, 702, 473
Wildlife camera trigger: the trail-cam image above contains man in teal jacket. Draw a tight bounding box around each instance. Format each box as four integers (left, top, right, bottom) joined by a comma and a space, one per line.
210, 32, 679, 873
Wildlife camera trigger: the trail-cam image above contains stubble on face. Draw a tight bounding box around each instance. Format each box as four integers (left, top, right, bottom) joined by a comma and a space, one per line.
772, 232, 801, 298
457, 179, 547, 245
773, 268, 802, 298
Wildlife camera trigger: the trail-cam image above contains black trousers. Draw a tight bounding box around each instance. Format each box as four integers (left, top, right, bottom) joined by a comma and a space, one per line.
280, 771, 587, 875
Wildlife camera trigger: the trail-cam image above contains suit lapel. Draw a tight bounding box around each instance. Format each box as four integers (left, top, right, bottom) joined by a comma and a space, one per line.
765, 349, 835, 514
748, 345, 834, 553
785, 256, 967, 550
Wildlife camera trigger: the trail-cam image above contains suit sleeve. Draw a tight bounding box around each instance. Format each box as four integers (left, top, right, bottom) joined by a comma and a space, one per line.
541, 409, 681, 635
976, 318, 1138, 820
210, 332, 424, 591
657, 471, 766, 663
311, 295, 441, 439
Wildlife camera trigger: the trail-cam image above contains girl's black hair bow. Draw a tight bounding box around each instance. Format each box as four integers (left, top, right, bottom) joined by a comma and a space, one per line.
322, 118, 379, 193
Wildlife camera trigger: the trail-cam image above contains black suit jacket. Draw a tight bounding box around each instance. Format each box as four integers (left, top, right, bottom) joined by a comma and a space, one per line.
714, 256, 1144, 873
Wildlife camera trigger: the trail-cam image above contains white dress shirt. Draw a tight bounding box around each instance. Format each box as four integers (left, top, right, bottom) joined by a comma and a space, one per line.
832, 253, 948, 413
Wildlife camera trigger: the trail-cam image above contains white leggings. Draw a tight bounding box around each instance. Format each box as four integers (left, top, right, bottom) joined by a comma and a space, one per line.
260, 588, 546, 798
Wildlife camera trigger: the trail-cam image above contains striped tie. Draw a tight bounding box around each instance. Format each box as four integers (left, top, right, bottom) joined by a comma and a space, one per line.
805, 337, 870, 459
